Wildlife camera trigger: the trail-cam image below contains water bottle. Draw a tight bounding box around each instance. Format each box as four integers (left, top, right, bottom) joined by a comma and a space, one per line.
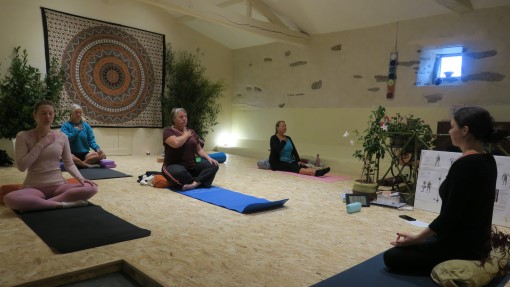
315, 154, 321, 167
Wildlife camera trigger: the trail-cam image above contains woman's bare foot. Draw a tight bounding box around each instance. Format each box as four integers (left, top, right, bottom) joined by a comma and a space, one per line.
182, 181, 201, 191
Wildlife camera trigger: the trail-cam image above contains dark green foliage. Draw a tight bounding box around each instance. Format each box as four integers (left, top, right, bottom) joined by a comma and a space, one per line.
163, 46, 224, 140
353, 106, 386, 183
352, 105, 434, 183
0, 47, 64, 139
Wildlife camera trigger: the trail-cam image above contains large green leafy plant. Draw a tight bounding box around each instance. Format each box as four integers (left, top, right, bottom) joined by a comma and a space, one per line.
163, 46, 225, 140
0, 47, 64, 139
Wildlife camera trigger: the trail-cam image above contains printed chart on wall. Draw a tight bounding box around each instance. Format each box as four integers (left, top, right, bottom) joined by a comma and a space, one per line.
415, 150, 510, 227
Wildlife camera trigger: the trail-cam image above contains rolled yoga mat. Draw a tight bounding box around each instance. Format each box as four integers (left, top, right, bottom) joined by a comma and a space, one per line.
19, 204, 151, 253
175, 186, 288, 213
199, 152, 227, 163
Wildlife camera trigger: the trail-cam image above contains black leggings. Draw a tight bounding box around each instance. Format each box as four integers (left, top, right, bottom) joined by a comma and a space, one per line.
270, 161, 305, 173
383, 238, 481, 275
162, 161, 219, 188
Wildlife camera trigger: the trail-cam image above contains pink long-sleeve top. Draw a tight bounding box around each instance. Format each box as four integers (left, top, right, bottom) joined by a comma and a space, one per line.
15, 130, 84, 187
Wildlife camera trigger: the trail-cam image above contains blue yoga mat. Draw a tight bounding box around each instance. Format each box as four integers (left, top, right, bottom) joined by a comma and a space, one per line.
311, 252, 510, 287
177, 186, 288, 213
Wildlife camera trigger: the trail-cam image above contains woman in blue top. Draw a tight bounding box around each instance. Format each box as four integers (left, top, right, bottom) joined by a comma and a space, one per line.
61, 104, 106, 168
269, 120, 330, 177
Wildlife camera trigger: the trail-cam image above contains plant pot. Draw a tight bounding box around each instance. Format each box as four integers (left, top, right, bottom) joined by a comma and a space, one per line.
444, 71, 454, 78
390, 135, 407, 148
352, 180, 378, 201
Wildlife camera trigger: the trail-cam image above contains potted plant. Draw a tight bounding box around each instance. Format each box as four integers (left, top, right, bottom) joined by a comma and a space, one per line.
379, 110, 434, 204
351, 106, 387, 198
163, 46, 225, 142
381, 111, 434, 161
0, 47, 64, 157
349, 106, 434, 200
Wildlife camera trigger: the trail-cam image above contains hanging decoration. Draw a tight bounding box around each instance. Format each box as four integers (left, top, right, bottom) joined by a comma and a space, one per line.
386, 23, 399, 99
41, 8, 165, 127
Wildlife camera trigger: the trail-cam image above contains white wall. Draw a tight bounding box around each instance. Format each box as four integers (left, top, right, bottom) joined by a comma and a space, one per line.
0, 0, 233, 158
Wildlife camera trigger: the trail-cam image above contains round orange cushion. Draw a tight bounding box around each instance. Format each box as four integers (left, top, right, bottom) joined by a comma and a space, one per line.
0, 184, 22, 204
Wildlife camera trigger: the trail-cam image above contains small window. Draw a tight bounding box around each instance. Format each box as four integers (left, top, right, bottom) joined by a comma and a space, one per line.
416, 46, 463, 86
437, 54, 462, 78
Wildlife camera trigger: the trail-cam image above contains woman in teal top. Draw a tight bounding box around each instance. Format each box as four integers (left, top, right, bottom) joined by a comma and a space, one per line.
61, 104, 106, 168
269, 120, 330, 177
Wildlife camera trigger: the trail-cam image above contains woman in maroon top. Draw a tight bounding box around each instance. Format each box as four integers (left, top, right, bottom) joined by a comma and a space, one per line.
162, 108, 219, 191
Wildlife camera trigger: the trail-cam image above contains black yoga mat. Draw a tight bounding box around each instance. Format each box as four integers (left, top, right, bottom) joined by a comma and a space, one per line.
19, 204, 151, 253
78, 167, 132, 180
310, 252, 510, 287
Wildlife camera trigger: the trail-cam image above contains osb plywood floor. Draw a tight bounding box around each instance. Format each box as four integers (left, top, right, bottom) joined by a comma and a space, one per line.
0, 154, 500, 287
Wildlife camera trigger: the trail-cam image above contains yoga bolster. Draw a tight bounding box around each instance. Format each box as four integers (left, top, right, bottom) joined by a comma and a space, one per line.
346, 202, 362, 214
207, 152, 227, 163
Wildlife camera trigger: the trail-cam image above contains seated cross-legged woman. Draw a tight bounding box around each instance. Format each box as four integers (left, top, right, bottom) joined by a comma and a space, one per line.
384, 107, 510, 275
161, 108, 219, 191
269, 120, 330, 177
61, 104, 106, 169
3, 101, 98, 212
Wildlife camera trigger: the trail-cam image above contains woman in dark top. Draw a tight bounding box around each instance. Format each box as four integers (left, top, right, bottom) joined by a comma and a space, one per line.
384, 107, 509, 274
162, 108, 219, 191
269, 120, 330, 177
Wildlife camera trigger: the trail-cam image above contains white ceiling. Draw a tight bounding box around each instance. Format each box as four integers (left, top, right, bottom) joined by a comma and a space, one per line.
143, 0, 510, 49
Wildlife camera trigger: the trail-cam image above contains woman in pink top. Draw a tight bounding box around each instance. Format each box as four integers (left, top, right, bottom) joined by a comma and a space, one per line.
3, 101, 98, 212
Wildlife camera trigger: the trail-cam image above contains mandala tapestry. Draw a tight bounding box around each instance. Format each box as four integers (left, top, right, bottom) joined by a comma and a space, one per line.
41, 8, 165, 127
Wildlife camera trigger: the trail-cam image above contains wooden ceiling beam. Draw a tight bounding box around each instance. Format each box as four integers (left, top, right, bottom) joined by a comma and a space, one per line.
177, 0, 244, 23
137, 0, 309, 46
217, 0, 244, 8
436, 0, 473, 13
249, 0, 286, 27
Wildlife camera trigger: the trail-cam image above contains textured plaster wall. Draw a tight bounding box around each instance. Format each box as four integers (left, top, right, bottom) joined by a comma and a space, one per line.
233, 6, 509, 110
230, 6, 510, 174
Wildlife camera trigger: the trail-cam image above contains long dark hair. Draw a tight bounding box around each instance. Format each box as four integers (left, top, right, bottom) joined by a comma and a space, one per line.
481, 227, 510, 274
453, 107, 508, 143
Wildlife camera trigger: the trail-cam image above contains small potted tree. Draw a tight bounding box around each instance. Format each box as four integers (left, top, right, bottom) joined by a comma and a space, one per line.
162, 46, 225, 143
351, 106, 387, 199
0, 47, 64, 157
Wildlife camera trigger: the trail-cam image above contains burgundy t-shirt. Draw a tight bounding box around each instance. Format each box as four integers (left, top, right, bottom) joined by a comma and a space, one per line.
163, 127, 199, 168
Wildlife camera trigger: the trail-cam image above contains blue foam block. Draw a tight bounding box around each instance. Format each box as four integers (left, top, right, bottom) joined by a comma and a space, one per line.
175, 186, 288, 213
346, 202, 362, 214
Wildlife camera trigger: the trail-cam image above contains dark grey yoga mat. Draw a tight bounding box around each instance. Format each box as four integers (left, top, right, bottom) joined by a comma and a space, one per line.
78, 167, 132, 180
19, 204, 151, 253
310, 252, 510, 287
